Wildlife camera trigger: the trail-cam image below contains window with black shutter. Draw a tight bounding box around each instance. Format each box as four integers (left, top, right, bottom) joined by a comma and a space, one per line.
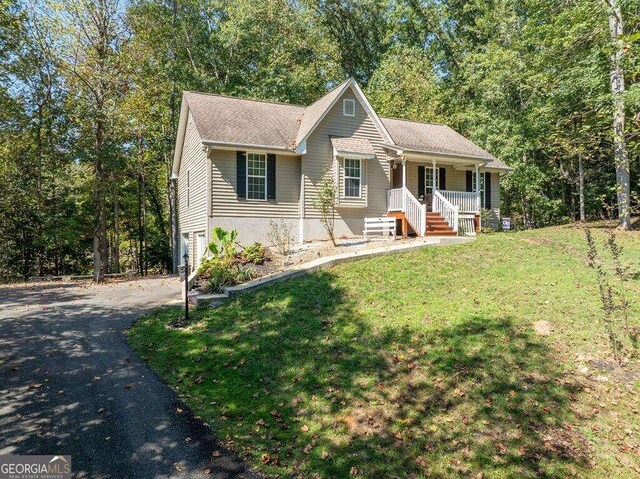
236, 151, 246, 198
267, 154, 276, 200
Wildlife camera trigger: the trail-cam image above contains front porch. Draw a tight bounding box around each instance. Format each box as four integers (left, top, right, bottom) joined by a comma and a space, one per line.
386, 157, 483, 237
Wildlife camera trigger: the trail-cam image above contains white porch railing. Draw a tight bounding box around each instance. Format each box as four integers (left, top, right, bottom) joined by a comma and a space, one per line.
458, 215, 476, 236
433, 189, 459, 233
387, 188, 403, 212
387, 187, 426, 236
441, 190, 480, 213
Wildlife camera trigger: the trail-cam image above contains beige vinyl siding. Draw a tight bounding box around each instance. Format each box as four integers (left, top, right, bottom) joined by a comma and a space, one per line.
486, 172, 501, 227
210, 149, 301, 218
446, 168, 467, 191
178, 113, 208, 234
302, 88, 389, 219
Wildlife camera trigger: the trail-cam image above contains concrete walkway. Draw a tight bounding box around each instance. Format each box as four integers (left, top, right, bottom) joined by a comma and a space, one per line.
0, 277, 259, 479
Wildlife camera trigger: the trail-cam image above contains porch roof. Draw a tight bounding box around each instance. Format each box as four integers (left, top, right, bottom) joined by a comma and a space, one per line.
331, 137, 376, 158
381, 117, 511, 171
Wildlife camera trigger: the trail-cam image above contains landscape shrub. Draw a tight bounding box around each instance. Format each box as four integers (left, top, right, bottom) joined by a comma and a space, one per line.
197, 257, 253, 293
241, 242, 267, 264
266, 219, 294, 256
207, 227, 239, 259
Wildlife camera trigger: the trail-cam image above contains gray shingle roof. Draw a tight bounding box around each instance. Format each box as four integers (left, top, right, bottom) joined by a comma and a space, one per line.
182, 83, 510, 170
381, 118, 491, 159
331, 137, 375, 157
184, 92, 305, 149
295, 78, 351, 146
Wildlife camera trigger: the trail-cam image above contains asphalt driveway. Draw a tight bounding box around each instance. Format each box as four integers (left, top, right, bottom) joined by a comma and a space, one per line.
0, 277, 258, 479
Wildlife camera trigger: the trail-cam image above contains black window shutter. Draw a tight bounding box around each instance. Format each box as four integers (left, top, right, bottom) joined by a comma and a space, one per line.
466, 170, 473, 192
484, 172, 492, 209
236, 151, 246, 198
439, 168, 446, 191
418, 165, 425, 198
267, 153, 276, 200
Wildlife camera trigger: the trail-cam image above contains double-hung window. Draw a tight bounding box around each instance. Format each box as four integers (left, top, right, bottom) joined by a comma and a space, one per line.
472, 172, 486, 208
247, 153, 267, 200
343, 158, 362, 198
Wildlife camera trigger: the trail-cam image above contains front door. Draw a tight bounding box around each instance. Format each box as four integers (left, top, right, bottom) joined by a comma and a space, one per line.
419, 166, 441, 211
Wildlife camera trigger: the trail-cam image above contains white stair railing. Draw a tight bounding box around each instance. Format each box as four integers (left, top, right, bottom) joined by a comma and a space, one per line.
458, 216, 476, 236
386, 187, 426, 236
402, 187, 426, 236
433, 189, 459, 234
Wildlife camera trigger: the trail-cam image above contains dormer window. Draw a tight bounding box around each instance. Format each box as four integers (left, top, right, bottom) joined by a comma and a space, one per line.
343, 99, 355, 117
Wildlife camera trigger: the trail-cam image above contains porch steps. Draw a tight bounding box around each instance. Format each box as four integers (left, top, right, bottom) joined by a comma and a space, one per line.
425, 212, 457, 237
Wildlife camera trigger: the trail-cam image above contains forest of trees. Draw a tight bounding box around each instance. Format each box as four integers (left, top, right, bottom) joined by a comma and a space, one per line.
0, 0, 638, 282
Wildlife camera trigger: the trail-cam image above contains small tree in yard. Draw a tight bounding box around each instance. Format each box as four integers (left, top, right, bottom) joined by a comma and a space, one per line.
584, 227, 638, 362
315, 171, 337, 246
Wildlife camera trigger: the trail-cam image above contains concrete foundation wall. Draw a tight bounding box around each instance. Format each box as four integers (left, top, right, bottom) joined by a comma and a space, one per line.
302, 217, 364, 242
208, 216, 367, 246
209, 216, 300, 246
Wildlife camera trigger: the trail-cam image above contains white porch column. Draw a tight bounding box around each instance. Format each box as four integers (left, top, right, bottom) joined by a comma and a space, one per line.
401, 158, 407, 211
475, 163, 481, 229
475, 163, 481, 212
432, 160, 437, 192
402, 158, 407, 189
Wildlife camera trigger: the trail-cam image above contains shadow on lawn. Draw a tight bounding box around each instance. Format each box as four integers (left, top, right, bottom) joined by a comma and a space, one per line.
137, 270, 590, 478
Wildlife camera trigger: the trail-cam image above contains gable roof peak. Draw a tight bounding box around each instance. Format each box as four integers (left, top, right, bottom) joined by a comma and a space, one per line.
294, 77, 393, 151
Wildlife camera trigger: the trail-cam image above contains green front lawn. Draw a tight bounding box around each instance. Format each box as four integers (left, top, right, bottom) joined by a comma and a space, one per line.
128, 224, 640, 478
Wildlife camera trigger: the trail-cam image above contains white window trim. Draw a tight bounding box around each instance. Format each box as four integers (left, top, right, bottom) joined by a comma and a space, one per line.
186, 169, 190, 208
424, 167, 440, 193
343, 157, 362, 198
472, 171, 486, 209
246, 151, 268, 201
343, 98, 355, 117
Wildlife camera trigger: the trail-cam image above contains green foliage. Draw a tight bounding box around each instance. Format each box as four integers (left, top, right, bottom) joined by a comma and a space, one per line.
241, 242, 266, 265
2, 0, 639, 280
197, 257, 253, 294
207, 227, 239, 259
314, 171, 337, 246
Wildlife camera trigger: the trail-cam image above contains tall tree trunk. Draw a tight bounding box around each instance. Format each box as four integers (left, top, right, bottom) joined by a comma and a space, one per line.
93, 114, 108, 283
138, 173, 145, 275
578, 153, 586, 222
114, 195, 120, 273
170, 177, 179, 272
605, 0, 630, 229
169, 0, 180, 274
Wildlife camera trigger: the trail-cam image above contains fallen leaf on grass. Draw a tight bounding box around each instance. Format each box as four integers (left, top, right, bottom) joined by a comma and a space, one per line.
300, 425, 309, 432
211, 450, 221, 457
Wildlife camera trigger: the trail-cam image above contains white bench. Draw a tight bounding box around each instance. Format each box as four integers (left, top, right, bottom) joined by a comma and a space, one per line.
363, 217, 396, 240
